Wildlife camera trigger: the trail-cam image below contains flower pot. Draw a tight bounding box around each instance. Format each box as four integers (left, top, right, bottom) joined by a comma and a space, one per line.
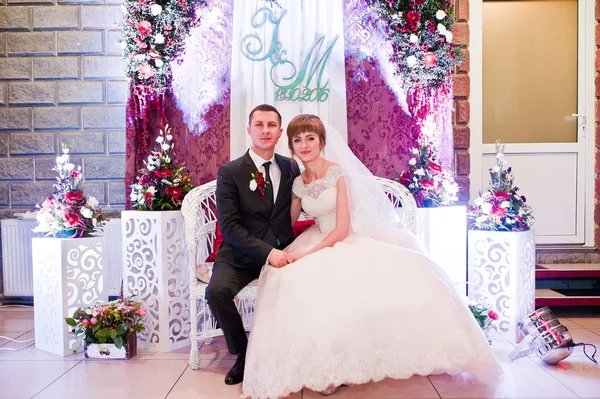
32, 236, 108, 356
121, 210, 190, 352
54, 228, 88, 238
468, 229, 536, 344
85, 332, 138, 359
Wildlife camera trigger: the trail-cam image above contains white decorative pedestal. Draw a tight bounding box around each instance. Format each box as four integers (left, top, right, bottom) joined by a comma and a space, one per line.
121, 210, 190, 352
397, 206, 468, 296
468, 230, 536, 344
32, 237, 107, 356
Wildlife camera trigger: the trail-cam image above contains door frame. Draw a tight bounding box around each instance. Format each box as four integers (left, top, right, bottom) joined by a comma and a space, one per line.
469, 0, 596, 246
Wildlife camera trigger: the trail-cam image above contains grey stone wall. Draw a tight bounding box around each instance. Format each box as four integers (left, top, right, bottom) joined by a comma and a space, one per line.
0, 1, 127, 296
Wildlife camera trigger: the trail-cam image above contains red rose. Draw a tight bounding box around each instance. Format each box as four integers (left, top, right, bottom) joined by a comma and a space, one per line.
423, 52, 437, 67
165, 186, 184, 200
398, 171, 413, 186
405, 11, 421, 32
65, 191, 84, 203
488, 310, 499, 321
421, 180, 435, 189
491, 205, 507, 218
427, 162, 443, 173
155, 169, 173, 178
64, 211, 81, 227
494, 191, 510, 201
423, 42, 429, 52
136, 21, 152, 36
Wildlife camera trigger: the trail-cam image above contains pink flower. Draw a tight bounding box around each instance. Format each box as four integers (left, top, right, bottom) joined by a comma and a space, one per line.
405, 11, 421, 32
423, 52, 437, 67
134, 37, 148, 50
136, 20, 152, 36
90, 317, 98, 324
64, 211, 81, 227
138, 63, 154, 79
137, 308, 146, 317
488, 310, 499, 321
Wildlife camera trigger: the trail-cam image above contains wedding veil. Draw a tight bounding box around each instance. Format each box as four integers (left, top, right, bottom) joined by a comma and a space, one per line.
322, 124, 402, 236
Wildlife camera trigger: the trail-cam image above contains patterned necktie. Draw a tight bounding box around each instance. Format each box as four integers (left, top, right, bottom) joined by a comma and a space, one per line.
262, 161, 274, 204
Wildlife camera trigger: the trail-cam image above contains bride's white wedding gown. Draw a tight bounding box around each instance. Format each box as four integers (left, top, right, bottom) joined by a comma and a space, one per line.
242, 165, 498, 399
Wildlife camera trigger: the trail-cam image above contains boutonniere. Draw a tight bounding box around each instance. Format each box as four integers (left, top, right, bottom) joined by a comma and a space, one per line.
249, 171, 270, 196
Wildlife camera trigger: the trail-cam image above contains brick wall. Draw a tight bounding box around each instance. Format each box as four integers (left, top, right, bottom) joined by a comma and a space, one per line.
453, 0, 470, 202
0, 2, 127, 296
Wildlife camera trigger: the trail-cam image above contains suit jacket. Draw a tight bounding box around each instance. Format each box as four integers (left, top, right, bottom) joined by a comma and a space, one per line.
215, 150, 300, 268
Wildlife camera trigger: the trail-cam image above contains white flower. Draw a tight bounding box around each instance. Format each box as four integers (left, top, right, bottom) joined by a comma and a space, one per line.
409, 158, 417, 166
166, 134, 173, 141
120, 5, 127, 14
87, 196, 99, 209
481, 203, 493, 214
476, 215, 488, 224
161, 143, 170, 151
410, 148, 419, 155
80, 207, 93, 218
414, 168, 425, 176
150, 4, 162, 15
249, 179, 258, 191
147, 186, 157, 195
147, 163, 155, 171
501, 201, 511, 208
156, 136, 164, 143
154, 33, 165, 45
120, 41, 127, 50
64, 163, 74, 171
154, 59, 164, 68
474, 196, 484, 206
406, 55, 417, 67
436, 10, 447, 20
164, 156, 171, 163
444, 31, 453, 43
92, 218, 97, 228
492, 165, 500, 173
134, 54, 146, 62
129, 191, 138, 202
437, 24, 447, 35
409, 34, 418, 43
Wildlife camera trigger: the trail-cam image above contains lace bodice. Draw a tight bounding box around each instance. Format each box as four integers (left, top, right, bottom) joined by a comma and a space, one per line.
292, 165, 345, 233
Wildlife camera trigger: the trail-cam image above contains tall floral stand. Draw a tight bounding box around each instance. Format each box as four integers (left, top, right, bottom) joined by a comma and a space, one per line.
32, 236, 107, 356
121, 210, 190, 352
468, 230, 536, 344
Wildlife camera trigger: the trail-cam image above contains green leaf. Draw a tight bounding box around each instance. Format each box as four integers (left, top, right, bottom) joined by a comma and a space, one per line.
135, 324, 145, 333
114, 336, 124, 349
96, 328, 110, 337
92, 323, 102, 333
98, 336, 107, 344
65, 318, 77, 326
109, 329, 117, 341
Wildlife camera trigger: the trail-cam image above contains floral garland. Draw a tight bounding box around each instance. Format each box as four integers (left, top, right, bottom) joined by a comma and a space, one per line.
369, 0, 463, 92
120, 0, 204, 93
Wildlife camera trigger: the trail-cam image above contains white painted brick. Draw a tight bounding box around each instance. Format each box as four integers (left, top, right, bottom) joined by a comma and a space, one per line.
0, 58, 32, 80
11, 182, 55, 206
107, 130, 124, 154
58, 81, 103, 104
9, 82, 55, 105
83, 56, 126, 79
33, 6, 79, 30
58, 31, 103, 54
108, 181, 125, 205
81, 6, 122, 29
83, 156, 125, 179
0, 158, 33, 180
106, 80, 127, 104
0, 6, 31, 30
0, 108, 32, 131
106, 30, 123, 55
34, 107, 80, 129
34, 56, 79, 80
81, 181, 106, 204
83, 106, 125, 129
11, 132, 56, 155
7, 32, 55, 55
59, 131, 106, 154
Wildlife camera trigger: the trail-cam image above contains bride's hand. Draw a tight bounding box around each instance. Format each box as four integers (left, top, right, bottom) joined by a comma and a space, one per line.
289, 252, 308, 262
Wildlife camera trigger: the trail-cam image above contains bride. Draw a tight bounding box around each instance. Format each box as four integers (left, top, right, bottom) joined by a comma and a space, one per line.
241, 115, 498, 399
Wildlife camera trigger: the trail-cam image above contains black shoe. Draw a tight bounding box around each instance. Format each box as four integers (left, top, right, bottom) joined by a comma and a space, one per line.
224, 353, 245, 385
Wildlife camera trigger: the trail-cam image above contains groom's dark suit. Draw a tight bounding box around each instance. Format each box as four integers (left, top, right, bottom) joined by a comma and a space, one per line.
206, 150, 299, 355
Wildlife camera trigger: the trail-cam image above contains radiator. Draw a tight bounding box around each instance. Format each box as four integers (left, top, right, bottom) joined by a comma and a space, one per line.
1, 218, 123, 297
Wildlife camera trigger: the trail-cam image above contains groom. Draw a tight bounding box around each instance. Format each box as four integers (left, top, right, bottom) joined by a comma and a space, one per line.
206, 104, 299, 385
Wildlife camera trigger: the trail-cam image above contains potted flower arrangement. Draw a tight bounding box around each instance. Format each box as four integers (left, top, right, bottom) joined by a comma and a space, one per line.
129, 125, 193, 210
33, 144, 107, 238
467, 141, 536, 344
397, 139, 458, 208
122, 125, 193, 352
65, 297, 146, 359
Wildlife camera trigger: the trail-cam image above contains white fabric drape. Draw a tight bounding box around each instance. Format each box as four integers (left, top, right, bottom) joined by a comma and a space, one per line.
230, 0, 348, 159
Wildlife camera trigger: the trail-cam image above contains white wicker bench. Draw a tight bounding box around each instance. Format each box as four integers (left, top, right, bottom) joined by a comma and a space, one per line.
181, 177, 417, 369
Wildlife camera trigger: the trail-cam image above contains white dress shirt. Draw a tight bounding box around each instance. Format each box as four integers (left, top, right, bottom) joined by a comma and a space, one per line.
248, 148, 281, 203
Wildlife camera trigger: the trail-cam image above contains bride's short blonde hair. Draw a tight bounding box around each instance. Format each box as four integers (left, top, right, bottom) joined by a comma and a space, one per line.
286, 114, 326, 152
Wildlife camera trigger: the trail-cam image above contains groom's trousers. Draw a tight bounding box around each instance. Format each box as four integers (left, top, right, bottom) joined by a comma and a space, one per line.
205, 262, 263, 355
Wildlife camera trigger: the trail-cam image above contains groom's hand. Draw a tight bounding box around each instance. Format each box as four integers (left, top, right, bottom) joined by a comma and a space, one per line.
268, 249, 293, 268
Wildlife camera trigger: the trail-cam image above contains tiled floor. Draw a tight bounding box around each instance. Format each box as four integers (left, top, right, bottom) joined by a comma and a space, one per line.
1, 306, 599, 399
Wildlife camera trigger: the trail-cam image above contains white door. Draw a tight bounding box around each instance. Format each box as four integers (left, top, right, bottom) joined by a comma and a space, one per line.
470, 0, 595, 245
